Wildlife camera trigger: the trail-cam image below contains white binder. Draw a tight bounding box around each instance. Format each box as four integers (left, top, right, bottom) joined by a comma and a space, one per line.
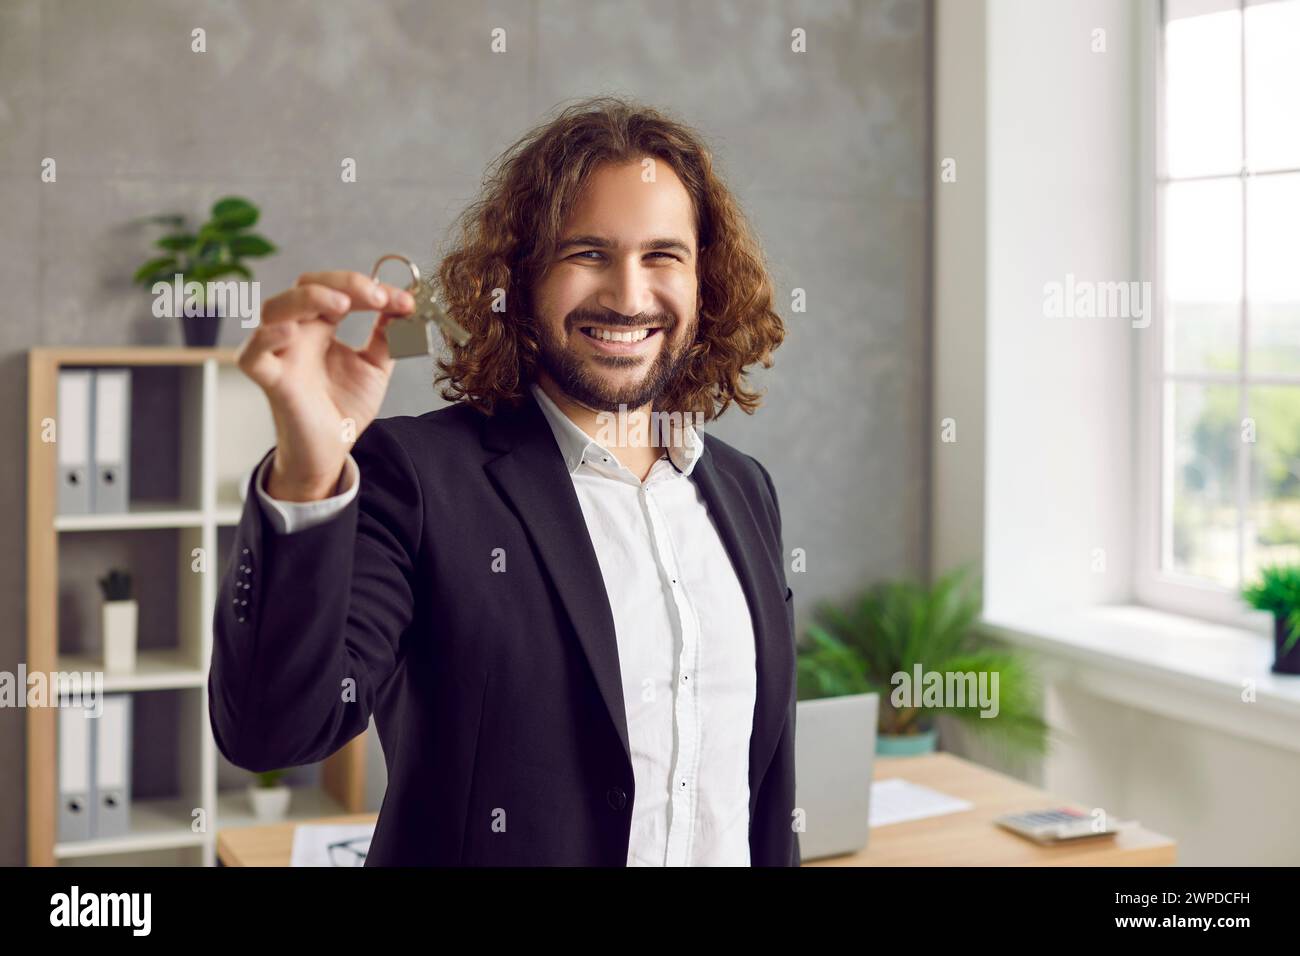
56, 699, 92, 842
92, 694, 132, 839
93, 368, 131, 513
56, 369, 93, 515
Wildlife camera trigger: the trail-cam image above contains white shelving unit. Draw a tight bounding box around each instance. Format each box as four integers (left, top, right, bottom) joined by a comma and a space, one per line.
27, 348, 362, 867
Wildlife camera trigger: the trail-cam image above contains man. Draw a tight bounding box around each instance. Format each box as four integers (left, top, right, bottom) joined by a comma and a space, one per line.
210, 96, 798, 866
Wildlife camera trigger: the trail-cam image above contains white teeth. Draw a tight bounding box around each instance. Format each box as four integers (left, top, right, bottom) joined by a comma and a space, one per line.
585, 327, 650, 343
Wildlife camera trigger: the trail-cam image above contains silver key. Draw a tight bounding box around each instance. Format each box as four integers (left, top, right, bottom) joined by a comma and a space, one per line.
371, 254, 471, 359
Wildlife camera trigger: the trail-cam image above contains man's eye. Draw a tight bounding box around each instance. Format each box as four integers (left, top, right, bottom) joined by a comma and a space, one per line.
569, 251, 680, 261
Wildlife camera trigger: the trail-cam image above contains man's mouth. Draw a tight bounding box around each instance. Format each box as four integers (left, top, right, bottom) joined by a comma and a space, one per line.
578, 325, 663, 344
574, 323, 665, 353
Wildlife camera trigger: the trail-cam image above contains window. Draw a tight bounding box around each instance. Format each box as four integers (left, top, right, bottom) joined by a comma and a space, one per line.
1141, 0, 1300, 620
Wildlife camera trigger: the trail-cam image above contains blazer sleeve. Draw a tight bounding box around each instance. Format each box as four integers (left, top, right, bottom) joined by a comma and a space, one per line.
209, 419, 422, 772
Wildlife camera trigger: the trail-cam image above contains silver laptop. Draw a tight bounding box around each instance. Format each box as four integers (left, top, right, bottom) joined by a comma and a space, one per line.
794, 692, 878, 861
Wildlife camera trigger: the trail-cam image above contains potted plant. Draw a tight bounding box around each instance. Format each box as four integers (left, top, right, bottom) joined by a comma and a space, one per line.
132, 196, 276, 347
1242, 565, 1300, 675
797, 565, 1050, 759
248, 769, 291, 823
97, 568, 136, 674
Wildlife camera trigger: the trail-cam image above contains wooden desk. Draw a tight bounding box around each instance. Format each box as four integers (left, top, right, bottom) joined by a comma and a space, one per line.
218, 812, 378, 867
216, 752, 1176, 866
806, 752, 1176, 866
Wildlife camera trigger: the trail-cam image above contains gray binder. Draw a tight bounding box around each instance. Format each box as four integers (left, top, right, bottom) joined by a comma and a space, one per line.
92, 368, 131, 513
56, 369, 93, 515
56, 697, 92, 842
92, 693, 132, 839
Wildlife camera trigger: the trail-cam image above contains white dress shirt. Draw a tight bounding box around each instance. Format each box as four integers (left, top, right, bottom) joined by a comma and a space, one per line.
254, 384, 758, 866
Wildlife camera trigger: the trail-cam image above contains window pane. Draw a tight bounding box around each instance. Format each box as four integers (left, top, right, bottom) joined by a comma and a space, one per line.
1245, 385, 1300, 582
1164, 0, 1242, 178
1247, 173, 1300, 374
1166, 382, 1240, 586
1163, 180, 1242, 372
1245, 0, 1300, 172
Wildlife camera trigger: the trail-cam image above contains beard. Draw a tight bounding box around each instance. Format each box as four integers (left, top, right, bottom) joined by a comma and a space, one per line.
535, 307, 695, 413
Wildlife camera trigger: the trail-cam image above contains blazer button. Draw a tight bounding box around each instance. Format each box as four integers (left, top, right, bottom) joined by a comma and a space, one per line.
606, 787, 627, 811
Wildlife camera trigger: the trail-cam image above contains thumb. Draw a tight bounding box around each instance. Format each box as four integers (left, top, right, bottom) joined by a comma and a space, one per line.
359, 312, 398, 374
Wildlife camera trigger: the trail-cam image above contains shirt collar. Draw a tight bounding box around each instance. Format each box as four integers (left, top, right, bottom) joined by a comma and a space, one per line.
528, 382, 702, 477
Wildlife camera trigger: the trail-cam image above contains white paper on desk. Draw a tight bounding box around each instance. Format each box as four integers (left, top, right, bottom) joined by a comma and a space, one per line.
289, 823, 375, 867
870, 778, 973, 827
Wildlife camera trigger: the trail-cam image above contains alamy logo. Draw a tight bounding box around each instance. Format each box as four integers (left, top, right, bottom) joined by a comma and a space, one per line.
151, 273, 261, 328
593, 405, 704, 448
1042, 273, 1152, 328
890, 664, 1000, 718
49, 886, 151, 936
0, 665, 102, 717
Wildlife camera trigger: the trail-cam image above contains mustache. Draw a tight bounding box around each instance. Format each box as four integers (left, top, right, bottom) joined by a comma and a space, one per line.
567, 308, 675, 331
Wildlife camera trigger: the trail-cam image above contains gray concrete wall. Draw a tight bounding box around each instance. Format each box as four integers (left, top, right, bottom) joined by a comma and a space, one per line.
0, 0, 929, 864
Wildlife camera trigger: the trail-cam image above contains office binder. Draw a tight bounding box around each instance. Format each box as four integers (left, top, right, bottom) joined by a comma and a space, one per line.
56, 698, 92, 842
92, 368, 131, 513
92, 693, 132, 839
56, 369, 93, 515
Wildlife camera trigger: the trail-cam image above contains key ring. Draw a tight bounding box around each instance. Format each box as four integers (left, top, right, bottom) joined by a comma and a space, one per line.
371, 253, 421, 289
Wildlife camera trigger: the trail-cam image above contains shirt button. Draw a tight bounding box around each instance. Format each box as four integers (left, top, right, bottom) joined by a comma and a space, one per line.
606, 787, 627, 810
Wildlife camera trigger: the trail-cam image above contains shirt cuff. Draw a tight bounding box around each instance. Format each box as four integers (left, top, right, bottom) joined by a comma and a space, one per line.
254, 451, 360, 535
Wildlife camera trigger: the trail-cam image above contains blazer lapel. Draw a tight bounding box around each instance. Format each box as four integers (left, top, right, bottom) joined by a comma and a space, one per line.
690, 444, 795, 821
480, 393, 632, 768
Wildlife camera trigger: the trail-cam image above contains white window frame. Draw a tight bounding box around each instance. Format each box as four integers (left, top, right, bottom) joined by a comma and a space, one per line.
1136, 0, 1300, 630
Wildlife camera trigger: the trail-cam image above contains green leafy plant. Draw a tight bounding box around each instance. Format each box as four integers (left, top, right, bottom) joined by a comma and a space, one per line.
132, 196, 277, 308
1242, 564, 1300, 654
255, 769, 287, 789
97, 569, 133, 602
796, 565, 1050, 759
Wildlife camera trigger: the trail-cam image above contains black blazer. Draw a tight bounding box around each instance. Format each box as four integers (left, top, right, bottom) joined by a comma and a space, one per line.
209, 388, 799, 866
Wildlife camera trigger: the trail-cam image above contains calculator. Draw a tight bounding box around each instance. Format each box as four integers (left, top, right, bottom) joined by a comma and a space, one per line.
995, 807, 1122, 844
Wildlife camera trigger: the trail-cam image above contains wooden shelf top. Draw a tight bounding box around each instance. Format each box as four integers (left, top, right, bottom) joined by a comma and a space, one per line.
30, 346, 239, 366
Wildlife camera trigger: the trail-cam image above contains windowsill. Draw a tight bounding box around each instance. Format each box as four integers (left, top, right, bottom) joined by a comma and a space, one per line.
980, 604, 1300, 754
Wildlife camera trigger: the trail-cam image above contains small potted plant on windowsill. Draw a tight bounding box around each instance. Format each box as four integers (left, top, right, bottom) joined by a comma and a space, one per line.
796, 565, 1051, 759
132, 196, 276, 347
97, 568, 136, 674
1242, 565, 1300, 675
248, 769, 291, 823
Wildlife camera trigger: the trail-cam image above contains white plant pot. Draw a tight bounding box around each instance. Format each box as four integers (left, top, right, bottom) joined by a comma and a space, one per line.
248, 783, 291, 823
102, 600, 138, 673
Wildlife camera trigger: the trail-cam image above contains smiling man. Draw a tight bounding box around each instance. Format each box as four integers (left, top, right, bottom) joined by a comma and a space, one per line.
210, 96, 797, 866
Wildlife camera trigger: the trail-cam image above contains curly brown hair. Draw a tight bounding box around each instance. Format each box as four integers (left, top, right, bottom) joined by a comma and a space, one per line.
432, 95, 784, 421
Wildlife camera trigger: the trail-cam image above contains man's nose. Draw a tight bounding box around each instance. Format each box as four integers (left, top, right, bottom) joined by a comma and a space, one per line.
596, 258, 655, 319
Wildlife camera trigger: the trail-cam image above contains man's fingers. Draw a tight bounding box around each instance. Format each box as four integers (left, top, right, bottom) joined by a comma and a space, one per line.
235, 321, 298, 386
261, 284, 355, 327
257, 272, 417, 328
295, 270, 417, 313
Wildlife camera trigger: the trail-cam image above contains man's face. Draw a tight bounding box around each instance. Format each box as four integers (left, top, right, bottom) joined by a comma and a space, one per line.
531, 158, 699, 413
